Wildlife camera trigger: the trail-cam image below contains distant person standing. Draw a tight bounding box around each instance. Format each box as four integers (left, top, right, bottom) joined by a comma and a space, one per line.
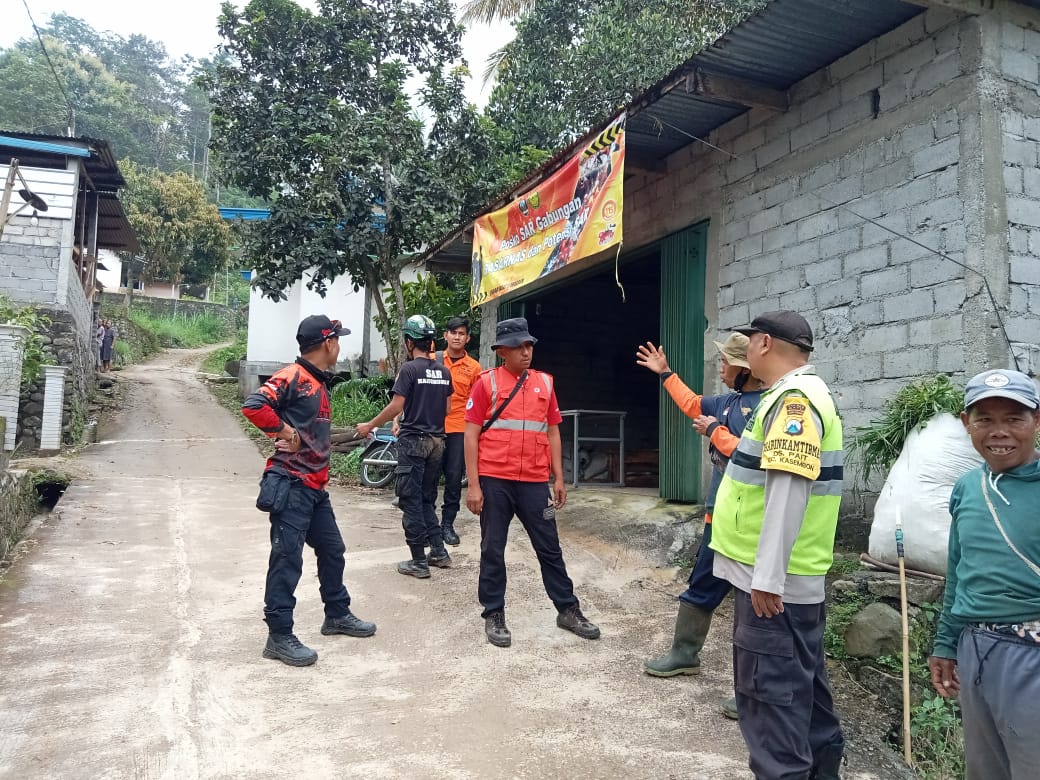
243, 315, 377, 667
100, 320, 117, 372
95, 319, 105, 370
437, 317, 481, 546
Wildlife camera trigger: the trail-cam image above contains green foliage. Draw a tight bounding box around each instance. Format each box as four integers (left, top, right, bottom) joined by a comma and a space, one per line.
0, 295, 49, 388
201, 333, 247, 375
330, 377, 393, 426
381, 272, 479, 357
330, 448, 365, 481
849, 375, 965, 486
128, 309, 228, 349
120, 161, 233, 285
910, 695, 965, 780
823, 592, 868, 660
827, 556, 862, 577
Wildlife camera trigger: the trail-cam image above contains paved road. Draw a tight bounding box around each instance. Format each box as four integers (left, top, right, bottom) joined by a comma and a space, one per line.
0, 348, 894, 779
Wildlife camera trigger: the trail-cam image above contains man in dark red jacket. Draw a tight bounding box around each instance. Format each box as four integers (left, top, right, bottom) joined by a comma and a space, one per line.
243, 315, 376, 666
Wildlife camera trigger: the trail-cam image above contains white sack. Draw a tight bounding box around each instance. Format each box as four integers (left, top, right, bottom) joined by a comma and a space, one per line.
867, 413, 983, 576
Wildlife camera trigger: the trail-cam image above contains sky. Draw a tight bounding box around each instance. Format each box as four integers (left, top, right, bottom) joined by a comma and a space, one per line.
0, 0, 514, 107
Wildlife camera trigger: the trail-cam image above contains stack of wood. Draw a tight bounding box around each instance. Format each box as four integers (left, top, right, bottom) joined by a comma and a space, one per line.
624, 449, 659, 488
331, 427, 366, 453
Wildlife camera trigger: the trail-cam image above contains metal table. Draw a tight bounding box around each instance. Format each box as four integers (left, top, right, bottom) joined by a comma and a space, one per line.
559, 409, 627, 487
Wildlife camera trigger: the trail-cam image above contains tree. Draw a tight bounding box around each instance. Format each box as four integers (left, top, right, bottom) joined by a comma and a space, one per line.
119, 161, 233, 300
203, 0, 493, 370
486, 0, 765, 151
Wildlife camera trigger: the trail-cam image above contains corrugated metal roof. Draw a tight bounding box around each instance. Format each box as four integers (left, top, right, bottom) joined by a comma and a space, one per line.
424, 0, 926, 269
96, 194, 140, 253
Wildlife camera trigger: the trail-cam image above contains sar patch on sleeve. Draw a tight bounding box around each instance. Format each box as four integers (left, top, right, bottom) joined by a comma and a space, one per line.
761, 395, 822, 480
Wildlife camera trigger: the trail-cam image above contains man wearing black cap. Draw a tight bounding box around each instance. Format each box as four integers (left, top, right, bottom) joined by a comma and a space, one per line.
709, 311, 846, 779
243, 315, 376, 667
464, 317, 600, 647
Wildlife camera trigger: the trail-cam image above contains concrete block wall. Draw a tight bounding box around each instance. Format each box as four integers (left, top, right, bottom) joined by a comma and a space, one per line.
0, 219, 64, 305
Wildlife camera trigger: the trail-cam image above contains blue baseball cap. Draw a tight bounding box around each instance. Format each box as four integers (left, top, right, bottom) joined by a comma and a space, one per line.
963, 369, 1040, 410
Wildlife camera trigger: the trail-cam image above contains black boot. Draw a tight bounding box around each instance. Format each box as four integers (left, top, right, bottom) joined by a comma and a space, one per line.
427, 547, 452, 568
441, 522, 460, 546
556, 603, 600, 639
321, 609, 377, 637
485, 610, 511, 647
397, 558, 431, 578
643, 601, 711, 676
810, 739, 845, 780
262, 633, 318, 666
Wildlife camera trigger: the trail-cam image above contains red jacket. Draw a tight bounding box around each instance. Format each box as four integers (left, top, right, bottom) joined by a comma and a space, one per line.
466, 366, 562, 482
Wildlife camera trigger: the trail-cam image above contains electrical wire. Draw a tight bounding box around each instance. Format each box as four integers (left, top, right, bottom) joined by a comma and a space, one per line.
641, 110, 1023, 373
20, 0, 75, 136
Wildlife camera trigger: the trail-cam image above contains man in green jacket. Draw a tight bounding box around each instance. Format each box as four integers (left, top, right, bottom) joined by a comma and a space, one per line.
929, 368, 1040, 780
710, 311, 845, 780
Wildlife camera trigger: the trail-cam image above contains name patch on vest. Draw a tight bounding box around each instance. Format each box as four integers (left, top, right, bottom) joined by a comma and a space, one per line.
762, 395, 822, 480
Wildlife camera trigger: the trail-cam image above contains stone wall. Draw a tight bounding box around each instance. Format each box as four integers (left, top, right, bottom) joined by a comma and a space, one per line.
0, 469, 36, 563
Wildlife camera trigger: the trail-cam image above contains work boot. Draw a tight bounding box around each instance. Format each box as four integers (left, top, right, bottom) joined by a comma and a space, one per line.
643, 601, 712, 677
485, 610, 511, 647
427, 548, 452, 568
397, 558, 431, 578
556, 604, 601, 639
321, 610, 377, 637
442, 522, 460, 546
262, 633, 318, 667
809, 738, 845, 780
720, 696, 739, 720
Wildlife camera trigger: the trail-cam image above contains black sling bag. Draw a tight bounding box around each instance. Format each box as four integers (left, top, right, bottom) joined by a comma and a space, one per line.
481, 370, 528, 434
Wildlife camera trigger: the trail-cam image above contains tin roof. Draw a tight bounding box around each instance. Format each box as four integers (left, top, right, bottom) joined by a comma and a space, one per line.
423, 0, 926, 270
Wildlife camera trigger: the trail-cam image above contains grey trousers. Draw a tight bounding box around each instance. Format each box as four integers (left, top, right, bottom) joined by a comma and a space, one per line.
959, 627, 1040, 780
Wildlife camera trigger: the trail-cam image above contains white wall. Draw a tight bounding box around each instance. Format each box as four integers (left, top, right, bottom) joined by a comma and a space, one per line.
246, 266, 421, 368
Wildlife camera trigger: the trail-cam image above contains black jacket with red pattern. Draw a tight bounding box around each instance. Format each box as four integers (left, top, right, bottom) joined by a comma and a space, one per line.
242, 357, 335, 490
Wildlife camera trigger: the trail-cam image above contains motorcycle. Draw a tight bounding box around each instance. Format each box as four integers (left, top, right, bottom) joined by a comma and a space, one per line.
358, 427, 467, 489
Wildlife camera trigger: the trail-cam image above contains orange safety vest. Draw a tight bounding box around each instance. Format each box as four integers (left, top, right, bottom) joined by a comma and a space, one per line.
476, 366, 555, 483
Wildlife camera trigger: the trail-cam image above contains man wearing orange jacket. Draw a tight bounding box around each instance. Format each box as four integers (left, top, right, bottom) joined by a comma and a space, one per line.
437, 316, 481, 545
636, 334, 765, 718
465, 317, 600, 648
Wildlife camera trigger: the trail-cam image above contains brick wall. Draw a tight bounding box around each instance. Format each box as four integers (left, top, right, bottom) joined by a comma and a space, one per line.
0, 219, 64, 305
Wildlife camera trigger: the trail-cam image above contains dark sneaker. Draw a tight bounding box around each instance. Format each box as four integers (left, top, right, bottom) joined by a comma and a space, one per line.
427, 549, 452, 568
720, 696, 739, 720
442, 523, 460, 546
262, 633, 318, 666
556, 604, 601, 640
397, 558, 431, 578
485, 611, 511, 647
321, 610, 377, 637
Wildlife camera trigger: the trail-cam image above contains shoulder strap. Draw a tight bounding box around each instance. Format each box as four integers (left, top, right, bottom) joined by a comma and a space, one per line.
481, 369, 528, 433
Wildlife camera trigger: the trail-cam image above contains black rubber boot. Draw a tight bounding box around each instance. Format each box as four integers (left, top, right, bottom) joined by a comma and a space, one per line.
643, 601, 712, 676
810, 739, 845, 780
262, 633, 318, 666
321, 609, 377, 637
441, 522, 460, 546
485, 611, 511, 647
397, 558, 431, 578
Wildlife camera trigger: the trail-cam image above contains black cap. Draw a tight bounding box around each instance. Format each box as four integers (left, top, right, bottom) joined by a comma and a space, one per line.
735, 311, 814, 352
296, 315, 350, 350
491, 317, 538, 348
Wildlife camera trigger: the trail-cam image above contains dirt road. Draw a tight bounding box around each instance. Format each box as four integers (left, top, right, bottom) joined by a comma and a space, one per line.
0, 348, 901, 779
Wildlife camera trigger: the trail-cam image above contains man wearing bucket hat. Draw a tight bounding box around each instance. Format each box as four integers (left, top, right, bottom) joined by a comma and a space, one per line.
710, 310, 845, 780
464, 317, 600, 647
635, 334, 766, 717
243, 315, 376, 667
929, 368, 1040, 780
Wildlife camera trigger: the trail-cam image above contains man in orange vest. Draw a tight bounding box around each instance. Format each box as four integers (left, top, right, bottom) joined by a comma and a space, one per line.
464, 317, 600, 647
438, 316, 482, 546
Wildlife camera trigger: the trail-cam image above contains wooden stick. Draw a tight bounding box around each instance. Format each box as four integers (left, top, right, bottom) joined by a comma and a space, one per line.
895, 508, 913, 766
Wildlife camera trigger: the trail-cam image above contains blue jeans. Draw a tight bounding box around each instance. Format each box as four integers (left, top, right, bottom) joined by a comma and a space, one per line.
396, 433, 445, 556
263, 482, 351, 634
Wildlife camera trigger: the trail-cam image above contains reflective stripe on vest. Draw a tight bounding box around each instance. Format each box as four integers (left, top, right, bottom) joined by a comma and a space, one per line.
487, 419, 549, 433
711, 370, 844, 576
478, 367, 555, 482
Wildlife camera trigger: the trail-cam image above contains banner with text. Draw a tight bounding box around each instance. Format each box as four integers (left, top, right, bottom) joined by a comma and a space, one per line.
471, 114, 625, 306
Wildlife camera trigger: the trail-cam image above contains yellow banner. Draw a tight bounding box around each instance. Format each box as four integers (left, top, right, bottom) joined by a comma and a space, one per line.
471, 114, 625, 306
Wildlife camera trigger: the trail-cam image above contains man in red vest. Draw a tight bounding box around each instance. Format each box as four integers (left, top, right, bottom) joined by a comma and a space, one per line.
464, 317, 600, 647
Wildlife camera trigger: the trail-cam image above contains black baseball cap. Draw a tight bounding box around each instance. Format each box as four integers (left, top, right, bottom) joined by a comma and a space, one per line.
297, 315, 349, 350
736, 311, 814, 352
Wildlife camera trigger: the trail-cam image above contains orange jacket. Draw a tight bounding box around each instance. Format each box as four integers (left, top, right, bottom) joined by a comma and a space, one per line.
663, 373, 741, 457
467, 366, 562, 482
441, 351, 481, 433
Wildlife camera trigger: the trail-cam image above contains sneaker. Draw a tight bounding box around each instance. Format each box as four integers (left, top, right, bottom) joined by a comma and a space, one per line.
485, 611, 511, 647
720, 696, 739, 720
442, 523, 460, 546
397, 558, 431, 578
556, 604, 601, 640
321, 610, 377, 637
262, 633, 318, 666
427, 549, 452, 568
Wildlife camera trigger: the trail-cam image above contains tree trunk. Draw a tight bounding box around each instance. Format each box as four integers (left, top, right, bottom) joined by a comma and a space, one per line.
366, 266, 397, 374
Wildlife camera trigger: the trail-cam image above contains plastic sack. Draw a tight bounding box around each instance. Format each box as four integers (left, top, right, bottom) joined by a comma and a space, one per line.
867, 413, 983, 576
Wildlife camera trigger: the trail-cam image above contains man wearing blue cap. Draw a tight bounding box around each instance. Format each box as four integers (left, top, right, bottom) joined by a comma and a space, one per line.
929, 368, 1040, 780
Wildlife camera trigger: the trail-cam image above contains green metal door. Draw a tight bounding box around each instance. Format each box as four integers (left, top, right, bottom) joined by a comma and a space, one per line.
658, 223, 707, 502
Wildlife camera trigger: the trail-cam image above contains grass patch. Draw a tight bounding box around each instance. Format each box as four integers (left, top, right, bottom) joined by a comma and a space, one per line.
129, 309, 228, 348
201, 332, 247, 375
330, 448, 364, 480
330, 376, 392, 426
